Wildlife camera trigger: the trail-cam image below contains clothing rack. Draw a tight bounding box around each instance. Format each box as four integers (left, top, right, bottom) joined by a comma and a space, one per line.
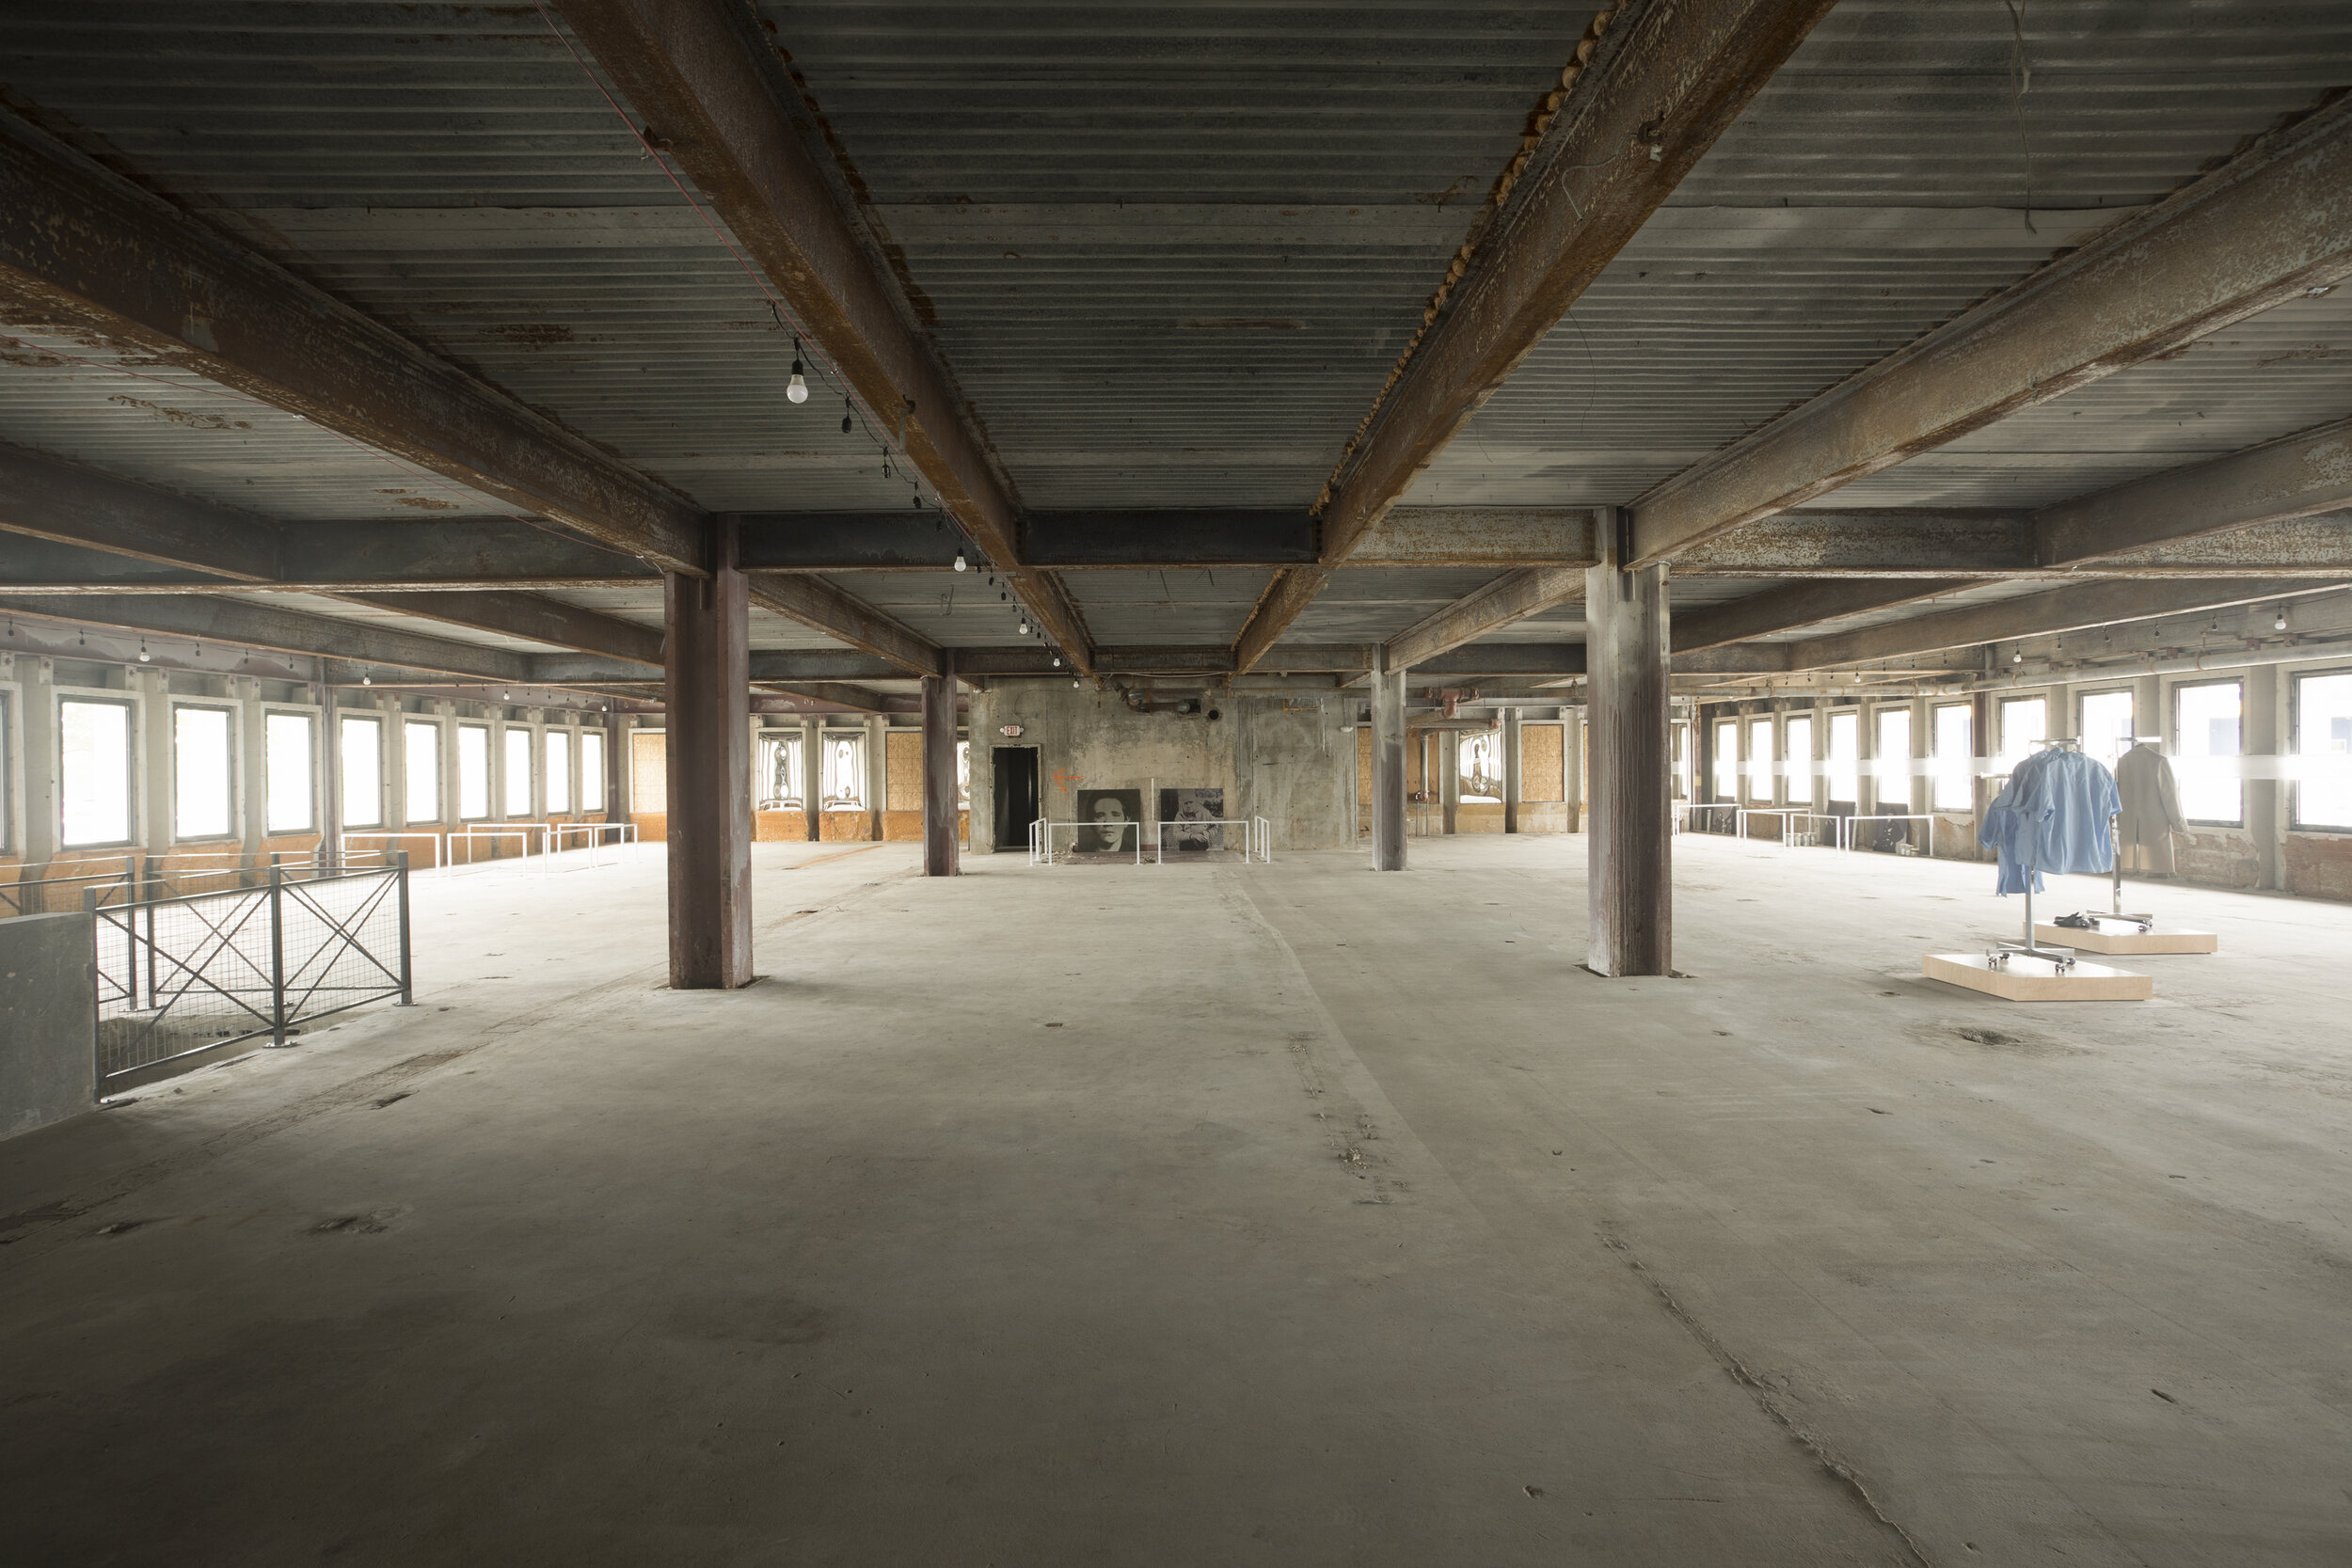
1989, 737, 2084, 971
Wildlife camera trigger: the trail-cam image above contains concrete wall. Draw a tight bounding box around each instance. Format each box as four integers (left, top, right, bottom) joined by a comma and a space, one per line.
964, 685, 1352, 852
1, 911, 96, 1139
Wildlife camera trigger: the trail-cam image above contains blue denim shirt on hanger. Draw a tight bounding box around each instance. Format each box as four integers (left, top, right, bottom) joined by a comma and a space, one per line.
1979, 748, 2121, 895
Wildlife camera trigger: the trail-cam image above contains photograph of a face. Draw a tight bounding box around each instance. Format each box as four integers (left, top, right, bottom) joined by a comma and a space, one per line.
1160, 787, 1224, 852
1075, 788, 1142, 853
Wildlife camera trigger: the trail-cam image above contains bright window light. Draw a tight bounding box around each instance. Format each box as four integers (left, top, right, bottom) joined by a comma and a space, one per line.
341, 715, 383, 830
173, 705, 233, 840
1745, 717, 1773, 802
581, 730, 606, 812
504, 727, 532, 816
1931, 705, 1971, 811
1460, 731, 1502, 801
59, 698, 133, 847
1875, 709, 1912, 797
1784, 716, 1812, 802
1713, 720, 1738, 800
458, 724, 489, 819
822, 733, 864, 809
1828, 712, 1859, 804
1997, 695, 2046, 770
2175, 680, 2243, 826
758, 733, 803, 809
2081, 689, 2135, 768
404, 721, 440, 824
2295, 672, 2352, 830
546, 730, 571, 814
265, 712, 314, 833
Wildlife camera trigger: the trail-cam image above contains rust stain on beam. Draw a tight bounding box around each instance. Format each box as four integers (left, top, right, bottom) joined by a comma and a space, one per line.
0, 113, 707, 573
549, 0, 1091, 672
1631, 96, 2352, 565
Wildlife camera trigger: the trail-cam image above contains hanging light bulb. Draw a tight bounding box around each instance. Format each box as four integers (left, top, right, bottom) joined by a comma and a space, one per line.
137, 639, 150, 662
1052, 656, 1060, 667
1019, 619, 1030, 636
787, 357, 808, 404
2275, 608, 2290, 631
953, 552, 968, 572
841, 398, 853, 436
1072, 678, 1081, 689
2010, 649, 2024, 663
362, 671, 373, 686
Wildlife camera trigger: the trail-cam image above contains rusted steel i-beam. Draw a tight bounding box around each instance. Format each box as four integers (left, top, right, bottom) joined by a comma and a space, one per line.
1629, 95, 2352, 566
1232, 0, 1837, 672
549, 0, 1093, 672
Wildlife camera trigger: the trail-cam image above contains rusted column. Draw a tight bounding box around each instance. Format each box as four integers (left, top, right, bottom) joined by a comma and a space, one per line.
866, 714, 886, 841
1586, 512, 1672, 976
664, 517, 753, 989
1502, 706, 1522, 833
1970, 689, 1994, 862
1370, 658, 1406, 870
922, 653, 960, 876
802, 717, 823, 842
1441, 729, 1460, 834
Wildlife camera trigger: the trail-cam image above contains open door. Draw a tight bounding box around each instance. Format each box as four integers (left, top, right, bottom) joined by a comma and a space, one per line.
992, 746, 1040, 850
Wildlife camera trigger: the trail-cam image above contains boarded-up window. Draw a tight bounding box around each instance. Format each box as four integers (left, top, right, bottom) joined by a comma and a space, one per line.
1522, 723, 1565, 801
629, 730, 666, 815
1356, 725, 1372, 803
886, 730, 923, 810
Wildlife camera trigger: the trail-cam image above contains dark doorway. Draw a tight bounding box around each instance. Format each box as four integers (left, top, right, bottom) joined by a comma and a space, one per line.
992, 746, 1040, 850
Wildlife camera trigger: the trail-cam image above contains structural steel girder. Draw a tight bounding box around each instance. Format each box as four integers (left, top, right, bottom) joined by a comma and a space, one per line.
1230, 0, 1836, 671
0, 593, 532, 684
550, 0, 1093, 671
2036, 414, 2352, 568
0, 110, 706, 573
1629, 96, 2352, 565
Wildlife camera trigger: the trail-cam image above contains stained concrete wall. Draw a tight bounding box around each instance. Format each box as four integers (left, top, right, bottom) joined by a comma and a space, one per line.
1, 911, 96, 1139
965, 685, 1352, 852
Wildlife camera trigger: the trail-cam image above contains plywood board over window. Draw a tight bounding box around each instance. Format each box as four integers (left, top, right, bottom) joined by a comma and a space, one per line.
1522, 723, 1565, 802
885, 730, 923, 812
629, 731, 666, 816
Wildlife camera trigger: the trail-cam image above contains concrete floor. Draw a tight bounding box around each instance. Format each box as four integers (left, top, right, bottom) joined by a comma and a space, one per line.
5, 832, 2350, 1564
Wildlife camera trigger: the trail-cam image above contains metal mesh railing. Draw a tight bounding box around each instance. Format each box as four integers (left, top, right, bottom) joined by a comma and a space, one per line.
1, 859, 139, 916
90, 856, 412, 1092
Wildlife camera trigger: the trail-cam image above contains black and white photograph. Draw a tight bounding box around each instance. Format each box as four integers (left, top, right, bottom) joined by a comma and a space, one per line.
1073, 788, 1142, 853
1160, 787, 1225, 852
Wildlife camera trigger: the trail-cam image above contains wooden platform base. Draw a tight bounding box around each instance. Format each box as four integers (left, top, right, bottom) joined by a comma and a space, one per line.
1922, 951, 2153, 1002
2033, 919, 2217, 955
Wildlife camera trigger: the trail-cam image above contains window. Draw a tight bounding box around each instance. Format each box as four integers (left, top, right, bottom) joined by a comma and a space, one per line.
457, 724, 490, 819
1931, 705, 1972, 811
1460, 732, 1502, 801
1712, 719, 1738, 800
2080, 689, 2135, 768
581, 729, 607, 812
1996, 696, 2046, 772
340, 715, 384, 830
173, 705, 233, 840
1673, 721, 1693, 803
59, 698, 134, 847
1745, 717, 1774, 802
546, 730, 572, 814
956, 739, 970, 806
1827, 712, 1859, 804
757, 732, 803, 809
1875, 708, 1912, 799
821, 732, 864, 809
404, 721, 441, 824
2295, 671, 2352, 830
2175, 680, 2243, 826
264, 712, 314, 832
1784, 716, 1812, 804
503, 727, 532, 816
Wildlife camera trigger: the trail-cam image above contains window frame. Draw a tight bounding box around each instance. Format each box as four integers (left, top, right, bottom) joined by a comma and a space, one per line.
403, 717, 443, 826
2077, 687, 2136, 769
1826, 709, 1860, 806
502, 723, 534, 819
1930, 703, 1973, 812
1744, 716, 1775, 804
2172, 676, 2246, 829
262, 707, 318, 836
339, 712, 387, 832
1711, 718, 1739, 802
56, 692, 139, 849
545, 727, 572, 815
1874, 707, 1913, 803
1996, 694, 2047, 769
2291, 666, 2352, 832
169, 701, 238, 844
1783, 715, 1814, 807
580, 727, 607, 814
456, 721, 492, 821
0, 685, 14, 855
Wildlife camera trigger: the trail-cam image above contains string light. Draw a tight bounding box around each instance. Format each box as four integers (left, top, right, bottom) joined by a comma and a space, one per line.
953, 552, 968, 573
2275, 607, 2290, 631
842, 398, 853, 436
1018, 619, 1030, 636
137, 639, 150, 662
787, 336, 808, 404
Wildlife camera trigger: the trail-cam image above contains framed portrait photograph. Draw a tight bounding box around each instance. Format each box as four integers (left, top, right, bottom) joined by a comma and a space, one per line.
1159, 787, 1225, 851
1073, 788, 1142, 853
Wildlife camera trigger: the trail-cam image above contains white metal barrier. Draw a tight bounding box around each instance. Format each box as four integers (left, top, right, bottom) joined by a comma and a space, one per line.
1153, 817, 1270, 863
1028, 816, 1273, 866
548, 820, 639, 868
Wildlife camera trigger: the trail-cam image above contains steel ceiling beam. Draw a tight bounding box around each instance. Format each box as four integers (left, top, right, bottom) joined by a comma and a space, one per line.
2037, 413, 2352, 568
1672, 580, 1977, 652
1384, 567, 1589, 669
1629, 96, 2352, 565
0, 593, 532, 684
1229, 0, 1836, 671
0, 110, 706, 573
549, 0, 1091, 672
1784, 578, 2352, 671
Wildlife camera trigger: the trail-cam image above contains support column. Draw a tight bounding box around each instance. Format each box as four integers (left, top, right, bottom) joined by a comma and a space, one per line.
1585, 512, 1671, 977
1370, 657, 1406, 870
1970, 689, 1994, 861
320, 681, 342, 871
1440, 728, 1460, 834
921, 651, 959, 876
1502, 706, 1522, 833
802, 717, 822, 842
866, 714, 886, 841
2245, 662, 2283, 891
663, 517, 753, 989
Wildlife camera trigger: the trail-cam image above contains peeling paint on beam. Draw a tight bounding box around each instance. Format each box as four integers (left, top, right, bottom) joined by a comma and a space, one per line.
1630, 96, 2352, 565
